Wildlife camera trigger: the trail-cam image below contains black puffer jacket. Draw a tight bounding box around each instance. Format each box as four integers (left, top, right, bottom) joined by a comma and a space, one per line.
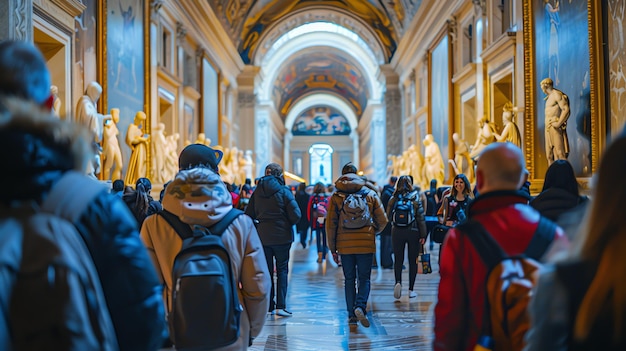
0, 103, 166, 351
245, 175, 301, 245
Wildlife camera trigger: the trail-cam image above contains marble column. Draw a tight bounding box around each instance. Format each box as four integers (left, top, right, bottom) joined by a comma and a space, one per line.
0, 0, 33, 41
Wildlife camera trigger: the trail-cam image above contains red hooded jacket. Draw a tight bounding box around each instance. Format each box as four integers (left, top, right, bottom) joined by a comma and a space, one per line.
433, 190, 565, 351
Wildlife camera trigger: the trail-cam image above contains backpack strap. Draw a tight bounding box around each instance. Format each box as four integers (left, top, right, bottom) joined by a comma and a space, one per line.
208, 208, 244, 236
158, 210, 193, 240
524, 216, 556, 260
456, 220, 507, 270
159, 208, 243, 240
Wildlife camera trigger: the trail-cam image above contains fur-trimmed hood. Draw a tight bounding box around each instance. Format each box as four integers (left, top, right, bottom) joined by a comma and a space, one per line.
0, 98, 92, 203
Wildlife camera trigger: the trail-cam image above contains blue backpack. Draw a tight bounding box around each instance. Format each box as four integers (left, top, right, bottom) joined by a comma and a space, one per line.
159, 208, 243, 350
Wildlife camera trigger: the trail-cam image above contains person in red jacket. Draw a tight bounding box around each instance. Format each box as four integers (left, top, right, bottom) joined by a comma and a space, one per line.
433, 142, 567, 351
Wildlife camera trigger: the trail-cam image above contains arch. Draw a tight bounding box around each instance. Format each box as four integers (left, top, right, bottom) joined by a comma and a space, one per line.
285, 93, 359, 132
258, 29, 383, 104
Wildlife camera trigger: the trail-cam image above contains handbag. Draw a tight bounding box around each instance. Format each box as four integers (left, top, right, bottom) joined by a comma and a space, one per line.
432, 223, 451, 244
419, 245, 432, 274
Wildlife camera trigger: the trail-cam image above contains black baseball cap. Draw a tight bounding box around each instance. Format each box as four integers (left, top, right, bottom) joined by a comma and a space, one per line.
178, 144, 223, 172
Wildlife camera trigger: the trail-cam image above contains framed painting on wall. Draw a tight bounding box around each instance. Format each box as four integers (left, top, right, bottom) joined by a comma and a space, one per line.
101, 0, 148, 177
523, 0, 604, 189
603, 0, 626, 138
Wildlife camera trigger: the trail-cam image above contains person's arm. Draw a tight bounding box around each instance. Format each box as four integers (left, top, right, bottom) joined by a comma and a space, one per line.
433, 229, 467, 351
284, 189, 301, 225
238, 217, 271, 340
555, 92, 570, 128
244, 191, 257, 219
386, 196, 396, 221
370, 192, 389, 234
414, 199, 428, 241
325, 195, 339, 261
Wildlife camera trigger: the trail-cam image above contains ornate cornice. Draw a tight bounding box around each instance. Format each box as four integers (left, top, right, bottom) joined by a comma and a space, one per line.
50, 0, 85, 17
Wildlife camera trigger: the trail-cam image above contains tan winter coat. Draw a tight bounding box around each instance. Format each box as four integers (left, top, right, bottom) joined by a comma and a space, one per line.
326, 173, 388, 255
140, 168, 270, 350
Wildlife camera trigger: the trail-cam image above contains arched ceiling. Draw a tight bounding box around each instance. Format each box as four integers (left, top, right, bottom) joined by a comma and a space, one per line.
207, 0, 423, 64
273, 49, 369, 119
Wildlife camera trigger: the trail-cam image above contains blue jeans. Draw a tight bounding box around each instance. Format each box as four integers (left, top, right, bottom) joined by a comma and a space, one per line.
340, 253, 373, 318
315, 225, 328, 256
263, 243, 291, 311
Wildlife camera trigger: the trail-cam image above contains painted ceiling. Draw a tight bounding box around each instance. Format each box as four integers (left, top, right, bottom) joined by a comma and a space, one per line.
273, 50, 369, 118
207, 0, 423, 64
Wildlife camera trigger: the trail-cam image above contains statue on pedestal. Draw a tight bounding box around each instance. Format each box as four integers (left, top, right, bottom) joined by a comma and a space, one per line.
494, 102, 522, 148
242, 150, 254, 181
541, 77, 570, 164
423, 134, 445, 186
76, 81, 110, 143
102, 108, 123, 181
469, 115, 497, 160
407, 144, 425, 189
124, 111, 149, 185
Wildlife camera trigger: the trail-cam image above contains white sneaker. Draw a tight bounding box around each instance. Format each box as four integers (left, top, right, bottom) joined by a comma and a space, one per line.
276, 309, 293, 317
394, 283, 402, 299
409, 290, 417, 298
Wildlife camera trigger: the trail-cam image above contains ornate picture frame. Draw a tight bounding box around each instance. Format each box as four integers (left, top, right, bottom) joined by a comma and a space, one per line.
100, 0, 150, 177
523, 0, 605, 190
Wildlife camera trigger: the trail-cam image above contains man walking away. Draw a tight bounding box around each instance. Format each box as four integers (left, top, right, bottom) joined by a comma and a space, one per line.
326, 163, 388, 327
246, 163, 301, 317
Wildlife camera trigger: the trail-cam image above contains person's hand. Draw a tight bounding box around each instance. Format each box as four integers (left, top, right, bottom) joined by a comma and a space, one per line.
332, 252, 340, 264
419, 238, 426, 245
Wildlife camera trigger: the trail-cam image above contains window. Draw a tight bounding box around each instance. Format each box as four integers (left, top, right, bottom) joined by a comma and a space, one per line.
309, 143, 334, 185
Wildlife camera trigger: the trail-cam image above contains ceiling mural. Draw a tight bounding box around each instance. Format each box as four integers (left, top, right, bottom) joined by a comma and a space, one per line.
207, 0, 423, 64
273, 50, 369, 118
292, 106, 351, 135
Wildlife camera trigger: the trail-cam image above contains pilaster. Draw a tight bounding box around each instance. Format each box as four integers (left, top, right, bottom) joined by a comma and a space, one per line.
0, 0, 33, 41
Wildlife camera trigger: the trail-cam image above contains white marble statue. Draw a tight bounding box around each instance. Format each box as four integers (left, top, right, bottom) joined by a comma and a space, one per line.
407, 143, 426, 190
102, 108, 123, 181
152, 122, 168, 183
50, 85, 61, 117
541, 77, 570, 164
163, 133, 180, 181
495, 102, 522, 148
469, 115, 497, 160
75, 81, 110, 142
242, 150, 254, 181
449, 133, 474, 183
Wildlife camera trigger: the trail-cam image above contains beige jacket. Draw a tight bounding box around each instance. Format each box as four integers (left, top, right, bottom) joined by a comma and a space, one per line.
326, 173, 388, 255
140, 168, 270, 350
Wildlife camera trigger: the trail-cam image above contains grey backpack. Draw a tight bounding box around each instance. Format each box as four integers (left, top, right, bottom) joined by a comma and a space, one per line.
0, 171, 117, 351
338, 189, 372, 229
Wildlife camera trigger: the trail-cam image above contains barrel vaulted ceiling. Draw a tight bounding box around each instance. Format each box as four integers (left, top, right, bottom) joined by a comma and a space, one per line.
206, 0, 422, 119
273, 49, 369, 118
207, 0, 423, 64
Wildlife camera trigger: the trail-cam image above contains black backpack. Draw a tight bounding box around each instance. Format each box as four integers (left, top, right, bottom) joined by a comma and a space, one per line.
159, 208, 244, 350
392, 193, 416, 227
424, 190, 438, 216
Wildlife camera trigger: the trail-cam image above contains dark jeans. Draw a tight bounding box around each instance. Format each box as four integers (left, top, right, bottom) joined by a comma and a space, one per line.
263, 243, 291, 311
392, 227, 420, 290
314, 225, 328, 256
340, 253, 373, 318
297, 228, 308, 247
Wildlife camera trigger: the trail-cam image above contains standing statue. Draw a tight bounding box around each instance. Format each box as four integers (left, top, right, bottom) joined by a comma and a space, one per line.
151, 122, 168, 183
407, 144, 425, 189
102, 108, 123, 181
423, 134, 445, 186
541, 77, 570, 164
75, 81, 110, 143
229, 146, 241, 184
195, 133, 212, 146
469, 115, 497, 160
50, 85, 61, 117
163, 133, 180, 181
494, 102, 522, 148
124, 111, 149, 185
449, 133, 474, 183
242, 150, 254, 181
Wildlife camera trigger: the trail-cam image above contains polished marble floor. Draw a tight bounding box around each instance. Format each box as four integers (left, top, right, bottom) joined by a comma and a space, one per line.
249, 234, 441, 351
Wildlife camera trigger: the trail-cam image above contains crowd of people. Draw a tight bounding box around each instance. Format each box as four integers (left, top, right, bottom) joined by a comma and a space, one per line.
1, 39, 626, 351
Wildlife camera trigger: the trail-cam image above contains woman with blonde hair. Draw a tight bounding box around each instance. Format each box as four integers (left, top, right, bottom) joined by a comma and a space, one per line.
525, 136, 626, 350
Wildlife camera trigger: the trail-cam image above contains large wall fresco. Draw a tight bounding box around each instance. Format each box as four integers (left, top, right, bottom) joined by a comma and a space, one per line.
292, 106, 351, 135
274, 51, 368, 118
605, 0, 626, 137
206, 0, 423, 64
